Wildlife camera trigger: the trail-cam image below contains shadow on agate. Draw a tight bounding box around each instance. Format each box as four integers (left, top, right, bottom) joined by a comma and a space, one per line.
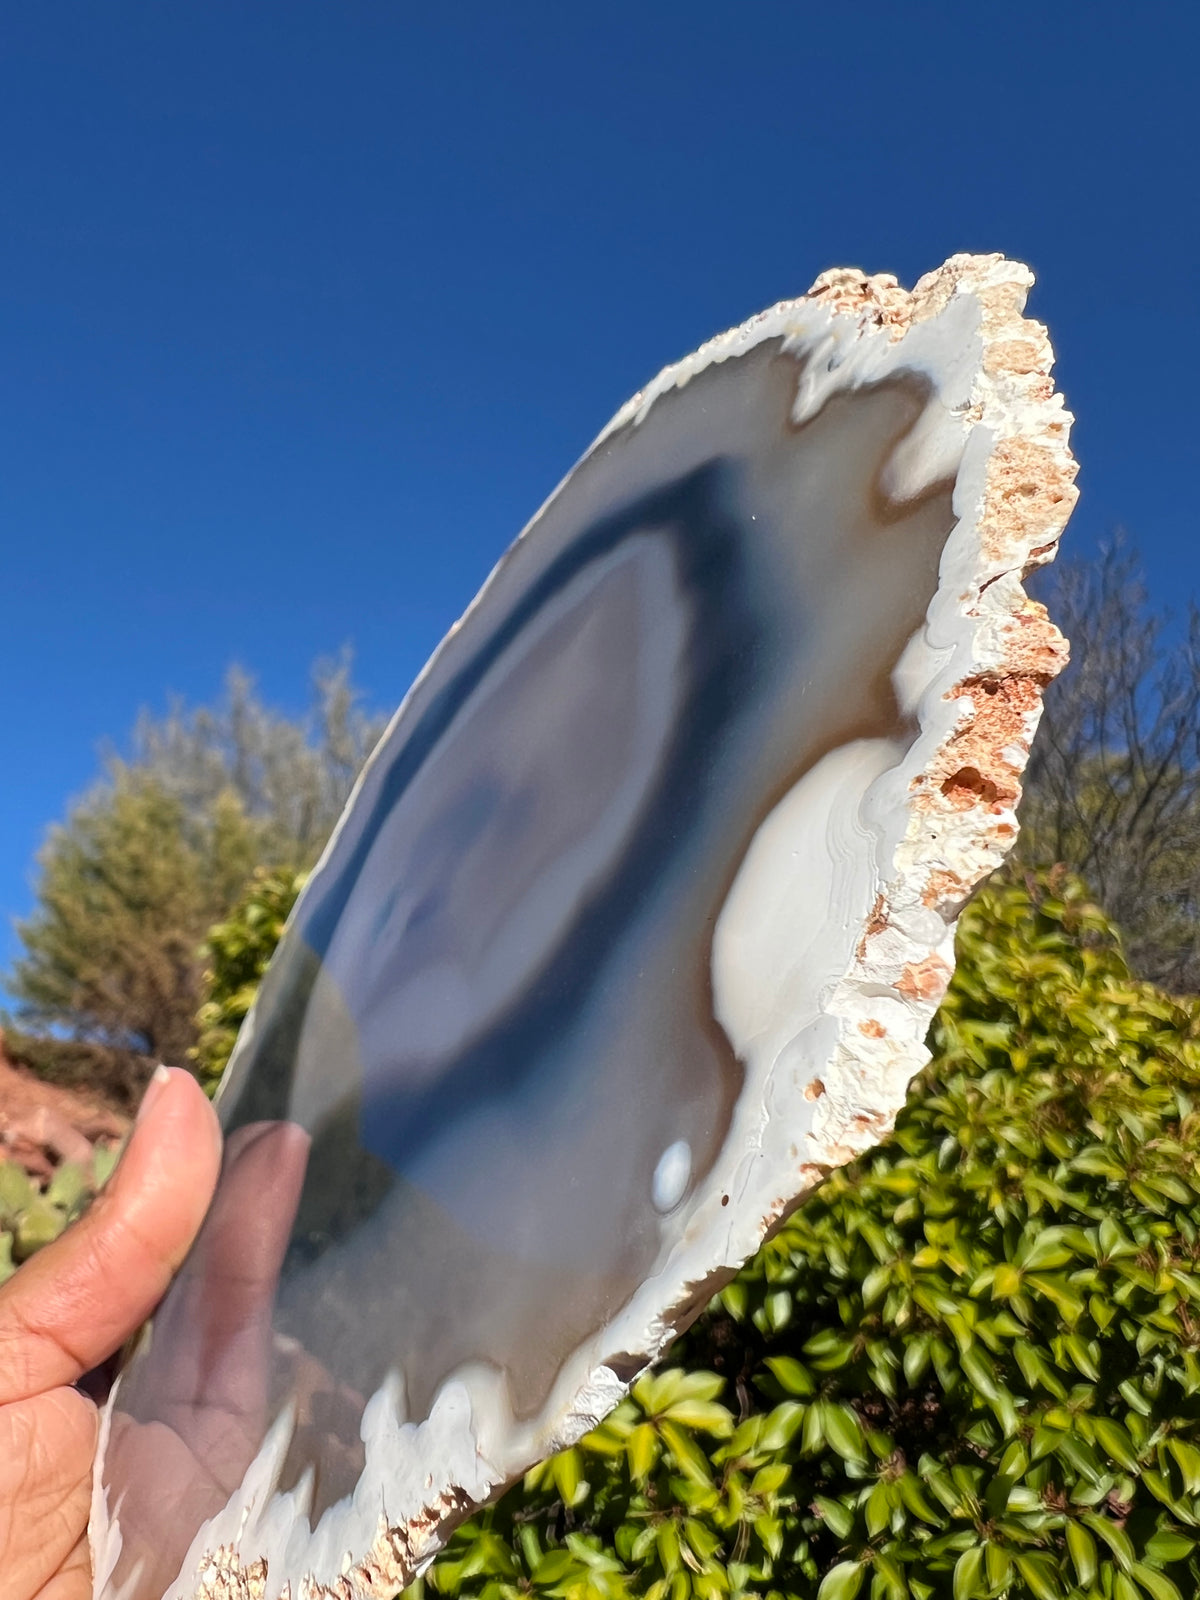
240, 369, 948, 1468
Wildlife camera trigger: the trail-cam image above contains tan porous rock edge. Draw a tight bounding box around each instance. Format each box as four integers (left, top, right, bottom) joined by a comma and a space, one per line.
95, 253, 1077, 1600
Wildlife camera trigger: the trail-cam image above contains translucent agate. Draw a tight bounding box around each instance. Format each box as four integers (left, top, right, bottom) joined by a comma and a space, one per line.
91, 254, 1077, 1600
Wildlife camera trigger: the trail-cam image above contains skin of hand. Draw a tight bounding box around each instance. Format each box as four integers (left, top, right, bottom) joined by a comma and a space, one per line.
101, 1115, 311, 1599
0, 1066, 222, 1600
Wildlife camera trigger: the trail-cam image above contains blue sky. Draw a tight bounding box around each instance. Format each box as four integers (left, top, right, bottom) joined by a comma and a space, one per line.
2, 1, 1198, 977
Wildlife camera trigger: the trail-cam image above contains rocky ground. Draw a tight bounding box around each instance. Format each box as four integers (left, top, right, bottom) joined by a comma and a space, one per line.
0, 1032, 131, 1280
0, 1030, 129, 1182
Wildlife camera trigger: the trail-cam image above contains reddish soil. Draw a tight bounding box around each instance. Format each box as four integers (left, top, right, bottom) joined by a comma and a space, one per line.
0, 1033, 129, 1184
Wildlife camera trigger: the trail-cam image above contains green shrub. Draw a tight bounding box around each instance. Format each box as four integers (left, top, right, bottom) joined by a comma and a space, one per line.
414, 875, 1200, 1600
198, 870, 1200, 1599
191, 866, 306, 1092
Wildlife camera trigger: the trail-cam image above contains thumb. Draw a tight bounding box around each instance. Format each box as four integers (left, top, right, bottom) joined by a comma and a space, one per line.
0, 1066, 222, 1404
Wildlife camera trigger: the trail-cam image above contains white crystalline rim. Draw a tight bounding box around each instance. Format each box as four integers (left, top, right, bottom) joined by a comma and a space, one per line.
90, 253, 1078, 1600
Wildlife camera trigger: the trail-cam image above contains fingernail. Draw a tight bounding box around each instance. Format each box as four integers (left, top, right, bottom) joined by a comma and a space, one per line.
136, 1063, 172, 1126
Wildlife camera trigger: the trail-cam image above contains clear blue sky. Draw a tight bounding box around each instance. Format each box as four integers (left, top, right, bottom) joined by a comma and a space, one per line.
3, 1, 1198, 978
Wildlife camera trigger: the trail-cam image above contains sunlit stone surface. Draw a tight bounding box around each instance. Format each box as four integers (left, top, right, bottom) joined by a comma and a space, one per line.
91, 255, 1078, 1600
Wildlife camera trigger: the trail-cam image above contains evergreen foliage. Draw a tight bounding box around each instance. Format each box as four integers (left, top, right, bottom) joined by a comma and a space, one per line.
197, 870, 1200, 1600
10, 769, 258, 1066
127, 657, 383, 871
6, 660, 381, 1079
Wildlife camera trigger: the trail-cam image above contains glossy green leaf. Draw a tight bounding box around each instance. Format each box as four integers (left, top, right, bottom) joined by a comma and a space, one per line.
952, 1546, 983, 1600
1066, 1521, 1097, 1586
816, 1561, 864, 1600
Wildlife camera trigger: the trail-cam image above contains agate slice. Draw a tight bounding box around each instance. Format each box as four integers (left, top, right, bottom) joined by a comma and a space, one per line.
91, 254, 1077, 1600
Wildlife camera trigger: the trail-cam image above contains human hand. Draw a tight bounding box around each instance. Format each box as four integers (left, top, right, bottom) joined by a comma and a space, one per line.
99, 1114, 311, 1599
0, 1065, 222, 1600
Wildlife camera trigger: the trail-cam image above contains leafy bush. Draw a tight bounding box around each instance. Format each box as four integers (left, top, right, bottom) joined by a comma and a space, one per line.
197, 869, 1200, 1600
191, 866, 307, 1092
413, 875, 1200, 1600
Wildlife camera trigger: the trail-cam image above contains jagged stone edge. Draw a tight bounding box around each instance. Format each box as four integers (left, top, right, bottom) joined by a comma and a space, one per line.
800, 255, 1077, 1177
170, 254, 1078, 1600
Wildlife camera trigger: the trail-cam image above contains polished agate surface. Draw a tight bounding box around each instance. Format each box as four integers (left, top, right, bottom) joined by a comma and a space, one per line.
92, 259, 1077, 1600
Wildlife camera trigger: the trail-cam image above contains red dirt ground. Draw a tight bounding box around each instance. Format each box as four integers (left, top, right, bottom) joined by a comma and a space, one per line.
0, 1032, 129, 1183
